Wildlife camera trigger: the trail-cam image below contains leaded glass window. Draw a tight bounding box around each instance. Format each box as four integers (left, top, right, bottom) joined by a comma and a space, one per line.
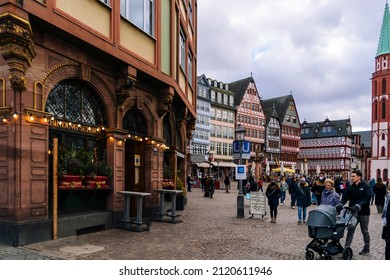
45, 79, 107, 127
123, 109, 147, 136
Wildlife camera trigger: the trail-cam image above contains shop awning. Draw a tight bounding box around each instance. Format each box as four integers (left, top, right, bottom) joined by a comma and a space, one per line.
195, 162, 212, 168
216, 162, 237, 167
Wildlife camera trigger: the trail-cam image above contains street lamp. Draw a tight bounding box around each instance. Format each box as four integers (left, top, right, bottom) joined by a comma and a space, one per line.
235, 125, 246, 218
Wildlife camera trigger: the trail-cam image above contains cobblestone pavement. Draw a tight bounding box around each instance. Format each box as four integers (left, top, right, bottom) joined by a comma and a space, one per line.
1, 184, 386, 260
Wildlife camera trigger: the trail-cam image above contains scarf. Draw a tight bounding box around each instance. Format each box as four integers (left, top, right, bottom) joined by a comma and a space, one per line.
382, 194, 390, 226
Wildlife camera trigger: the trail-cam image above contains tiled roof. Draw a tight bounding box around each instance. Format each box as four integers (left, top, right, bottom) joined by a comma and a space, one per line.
301, 118, 352, 139
261, 94, 294, 121
228, 76, 255, 106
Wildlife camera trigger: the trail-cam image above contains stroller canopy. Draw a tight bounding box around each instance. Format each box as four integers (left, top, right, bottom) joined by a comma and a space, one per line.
307, 205, 336, 228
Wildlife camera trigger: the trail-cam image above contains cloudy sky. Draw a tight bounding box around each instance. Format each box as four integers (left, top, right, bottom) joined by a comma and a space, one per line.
197, 0, 387, 131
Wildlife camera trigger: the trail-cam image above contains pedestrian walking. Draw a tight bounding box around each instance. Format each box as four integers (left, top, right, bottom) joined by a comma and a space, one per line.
224, 175, 230, 193
336, 170, 373, 255
295, 178, 311, 224
313, 173, 326, 205
374, 178, 387, 214
187, 175, 193, 192
369, 178, 376, 205
279, 176, 288, 205
381, 189, 390, 260
289, 176, 299, 209
321, 178, 340, 207
265, 179, 282, 223
257, 177, 263, 192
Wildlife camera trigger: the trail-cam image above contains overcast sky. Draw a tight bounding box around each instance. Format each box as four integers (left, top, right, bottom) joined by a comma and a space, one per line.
197, 0, 387, 132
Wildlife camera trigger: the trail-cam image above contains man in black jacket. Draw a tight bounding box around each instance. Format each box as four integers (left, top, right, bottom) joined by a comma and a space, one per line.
336, 170, 373, 255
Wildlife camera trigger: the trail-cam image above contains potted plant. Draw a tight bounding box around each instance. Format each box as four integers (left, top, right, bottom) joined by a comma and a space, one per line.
58, 147, 90, 189
83, 161, 112, 188
175, 174, 187, 210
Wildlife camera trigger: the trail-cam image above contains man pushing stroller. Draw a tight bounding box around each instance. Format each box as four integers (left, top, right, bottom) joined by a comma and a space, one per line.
336, 170, 373, 255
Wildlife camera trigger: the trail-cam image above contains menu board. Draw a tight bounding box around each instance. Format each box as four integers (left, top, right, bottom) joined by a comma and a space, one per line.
249, 191, 266, 216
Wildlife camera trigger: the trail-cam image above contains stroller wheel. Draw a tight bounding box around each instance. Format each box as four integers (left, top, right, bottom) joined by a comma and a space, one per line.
305, 250, 315, 260
342, 247, 353, 260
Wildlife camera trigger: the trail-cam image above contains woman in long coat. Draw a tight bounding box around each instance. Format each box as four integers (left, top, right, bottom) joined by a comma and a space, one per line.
266, 179, 282, 223
295, 178, 311, 224
374, 178, 387, 213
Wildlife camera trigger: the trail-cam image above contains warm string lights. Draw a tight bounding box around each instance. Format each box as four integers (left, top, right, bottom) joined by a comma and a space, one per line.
108, 134, 170, 151
1, 112, 168, 150
0, 111, 107, 135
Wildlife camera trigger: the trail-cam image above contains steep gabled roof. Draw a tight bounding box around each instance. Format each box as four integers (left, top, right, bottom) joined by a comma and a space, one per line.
228, 76, 255, 106
261, 94, 294, 121
263, 105, 280, 125
355, 130, 372, 148
301, 118, 352, 139
377, 1, 390, 56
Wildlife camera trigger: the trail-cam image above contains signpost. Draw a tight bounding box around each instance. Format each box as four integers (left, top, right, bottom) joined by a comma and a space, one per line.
233, 140, 250, 159
249, 191, 266, 218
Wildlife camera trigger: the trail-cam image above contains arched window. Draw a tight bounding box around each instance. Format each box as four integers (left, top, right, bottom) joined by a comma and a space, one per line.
123, 109, 147, 136
374, 101, 378, 121
377, 169, 381, 179
381, 146, 386, 156
382, 133, 386, 140
383, 78, 387, 94
382, 101, 387, 119
375, 80, 378, 95
384, 169, 389, 182
45, 79, 107, 126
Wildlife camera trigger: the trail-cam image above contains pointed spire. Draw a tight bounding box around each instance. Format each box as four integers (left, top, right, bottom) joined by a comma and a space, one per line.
377, 2, 390, 56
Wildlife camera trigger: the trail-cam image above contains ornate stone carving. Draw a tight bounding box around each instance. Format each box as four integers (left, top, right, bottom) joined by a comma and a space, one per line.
9, 73, 26, 91
0, 13, 36, 90
158, 94, 173, 117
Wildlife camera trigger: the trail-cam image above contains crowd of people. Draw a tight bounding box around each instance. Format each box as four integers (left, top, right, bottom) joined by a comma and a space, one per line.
186, 170, 390, 259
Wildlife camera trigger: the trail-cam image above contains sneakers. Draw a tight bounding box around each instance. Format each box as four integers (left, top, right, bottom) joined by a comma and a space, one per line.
359, 249, 370, 255
292, 206, 295, 209
297, 221, 302, 224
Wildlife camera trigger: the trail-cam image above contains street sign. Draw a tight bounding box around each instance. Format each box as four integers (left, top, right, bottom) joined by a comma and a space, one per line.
233, 140, 251, 159
235, 165, 246, 180
190, 154, 206, 163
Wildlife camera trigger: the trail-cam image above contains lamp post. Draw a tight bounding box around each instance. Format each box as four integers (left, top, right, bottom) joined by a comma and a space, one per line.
235, 125, 246, 218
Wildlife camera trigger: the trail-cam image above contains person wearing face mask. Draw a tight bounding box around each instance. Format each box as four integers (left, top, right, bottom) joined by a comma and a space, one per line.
313, 172, 326, 205
295, 177, 312, 224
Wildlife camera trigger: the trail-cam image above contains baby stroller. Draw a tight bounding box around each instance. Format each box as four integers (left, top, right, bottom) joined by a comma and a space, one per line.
305, 205, 357, 260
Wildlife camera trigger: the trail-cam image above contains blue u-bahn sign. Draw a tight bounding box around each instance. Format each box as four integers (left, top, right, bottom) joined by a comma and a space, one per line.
233, 140, 250, 159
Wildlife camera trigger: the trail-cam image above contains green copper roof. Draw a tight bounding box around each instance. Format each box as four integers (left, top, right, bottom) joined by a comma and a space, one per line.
377, 1, 390, 56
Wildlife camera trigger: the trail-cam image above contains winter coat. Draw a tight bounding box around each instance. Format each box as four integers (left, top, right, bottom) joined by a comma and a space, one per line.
374, 183, 387, 206
382, 195, 390, 241
321, 189, 340, 207
295, 183, 311, 207
289, 181, 298, 194
280, 181, 288, 193
340, 180, 373, 216
266, 182, 282, 207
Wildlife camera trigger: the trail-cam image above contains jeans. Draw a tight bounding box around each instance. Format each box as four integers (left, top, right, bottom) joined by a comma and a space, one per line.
280, 192, 286, 204
386, 241, 390, 260
290, 193, 296, 207
297, 206, 307, 222
269, 205, 278, 218
345, 215, 370, 251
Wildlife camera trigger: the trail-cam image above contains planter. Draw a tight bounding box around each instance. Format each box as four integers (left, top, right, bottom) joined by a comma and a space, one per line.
59, 175, 83, 189
176, 195, 187, 211
83, 176, 108, 189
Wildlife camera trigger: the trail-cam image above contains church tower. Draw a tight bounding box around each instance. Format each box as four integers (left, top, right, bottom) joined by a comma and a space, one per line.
371, 1, 390, 180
